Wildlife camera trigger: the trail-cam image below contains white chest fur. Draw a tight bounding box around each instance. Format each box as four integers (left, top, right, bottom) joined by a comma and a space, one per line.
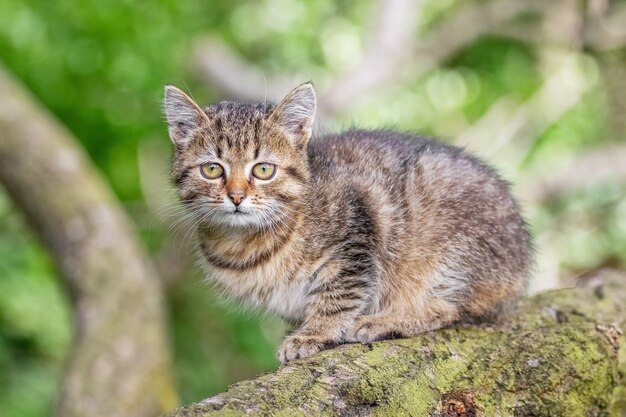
200, 255, 312, 323
263, 279, 311, 322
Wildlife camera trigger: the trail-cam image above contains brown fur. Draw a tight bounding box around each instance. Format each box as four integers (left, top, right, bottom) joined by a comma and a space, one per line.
163, 83, 533, 363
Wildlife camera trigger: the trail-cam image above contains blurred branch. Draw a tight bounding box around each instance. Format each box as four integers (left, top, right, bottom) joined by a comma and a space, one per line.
400, 0, 539, 76
454, 1, 626, 204
193, 38, 295, 101
493, 2, 626, 51
193, 0, 422, 114
456, 52, 595, 165
194, 0, 541, 115
317, 0, 423, 114
167, 269, 626, 416
584, 7, 626, 51
0, 66, 177, 417
598, 52, 626, 139
521, 145, 626, 204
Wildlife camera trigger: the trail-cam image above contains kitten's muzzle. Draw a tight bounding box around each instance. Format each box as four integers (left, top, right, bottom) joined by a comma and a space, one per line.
227, 191, 247, 206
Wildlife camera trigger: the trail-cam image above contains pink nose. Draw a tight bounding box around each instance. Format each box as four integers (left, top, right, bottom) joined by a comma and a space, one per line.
228, 191, 246, 206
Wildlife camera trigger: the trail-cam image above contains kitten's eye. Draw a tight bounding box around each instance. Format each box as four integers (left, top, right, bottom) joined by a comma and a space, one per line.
252, 163, 276, 180
200, 163, 224, 179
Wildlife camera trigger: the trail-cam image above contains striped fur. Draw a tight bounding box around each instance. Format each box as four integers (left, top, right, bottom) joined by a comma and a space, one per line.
164, 83, 534, 363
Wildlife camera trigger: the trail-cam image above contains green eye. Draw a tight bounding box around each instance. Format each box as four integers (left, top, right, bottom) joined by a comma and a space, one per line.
200, 163, 224, 179
252, 163, 276, 180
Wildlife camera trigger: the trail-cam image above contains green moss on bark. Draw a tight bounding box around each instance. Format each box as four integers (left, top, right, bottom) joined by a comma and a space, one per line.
167, 271, 626, 417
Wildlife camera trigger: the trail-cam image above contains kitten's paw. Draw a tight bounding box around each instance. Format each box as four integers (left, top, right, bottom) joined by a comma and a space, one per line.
277, 335, 333, 364
348, 318, 402, 344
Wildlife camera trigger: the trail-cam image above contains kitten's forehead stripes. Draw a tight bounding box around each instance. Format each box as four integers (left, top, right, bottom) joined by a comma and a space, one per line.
253, 119, 261, 159
205, 101, 275, 153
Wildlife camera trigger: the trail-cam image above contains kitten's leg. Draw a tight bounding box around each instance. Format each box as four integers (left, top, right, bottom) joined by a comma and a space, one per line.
277, 261, 375, 363
347, 301, 460, 344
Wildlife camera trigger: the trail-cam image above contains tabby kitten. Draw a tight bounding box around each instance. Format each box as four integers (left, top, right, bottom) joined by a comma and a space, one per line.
164, 83, 533, 363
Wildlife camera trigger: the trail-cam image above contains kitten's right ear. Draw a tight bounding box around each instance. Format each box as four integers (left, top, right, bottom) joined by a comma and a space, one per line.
163, 85, 209, 147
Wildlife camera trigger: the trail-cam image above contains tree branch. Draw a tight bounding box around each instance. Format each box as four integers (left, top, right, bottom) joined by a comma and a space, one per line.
168, 269, 626, 416
0, 66, 177, 417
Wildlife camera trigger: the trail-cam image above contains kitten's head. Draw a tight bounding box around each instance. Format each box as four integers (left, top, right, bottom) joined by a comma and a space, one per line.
164, 83, 316, 229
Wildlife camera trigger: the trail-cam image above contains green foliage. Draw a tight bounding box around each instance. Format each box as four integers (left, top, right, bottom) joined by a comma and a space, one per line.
169, 275, 285, 404
0, 0, 226, 200
0, 193, 71, 417
0, 1, 624, 416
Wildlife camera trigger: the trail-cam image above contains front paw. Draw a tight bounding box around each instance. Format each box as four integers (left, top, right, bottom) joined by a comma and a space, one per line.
348, 317, 401, 344
277, 335, 334, 364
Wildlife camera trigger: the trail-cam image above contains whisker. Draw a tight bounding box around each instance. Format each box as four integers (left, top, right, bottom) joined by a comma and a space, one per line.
178, 207, 217, 258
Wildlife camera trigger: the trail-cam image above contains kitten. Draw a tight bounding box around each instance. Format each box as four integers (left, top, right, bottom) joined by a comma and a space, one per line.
164, 82, 533, 363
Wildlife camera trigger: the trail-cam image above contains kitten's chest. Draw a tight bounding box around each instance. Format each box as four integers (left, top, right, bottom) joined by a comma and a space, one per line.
201, 248, 312, 323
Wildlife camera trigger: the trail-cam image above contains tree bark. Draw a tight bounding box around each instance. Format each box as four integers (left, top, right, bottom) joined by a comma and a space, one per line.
0, 66, 177, 417
168, 270, 626, 417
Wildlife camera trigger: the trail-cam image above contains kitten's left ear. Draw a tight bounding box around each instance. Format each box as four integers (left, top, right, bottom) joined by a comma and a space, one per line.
268, 82, 316, 148
163, 85, 210, 147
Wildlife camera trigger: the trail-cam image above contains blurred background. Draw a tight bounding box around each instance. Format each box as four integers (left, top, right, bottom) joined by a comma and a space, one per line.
0, 0, 625, 416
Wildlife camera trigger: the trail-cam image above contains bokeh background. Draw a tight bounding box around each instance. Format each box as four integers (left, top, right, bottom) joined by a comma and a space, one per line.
1, 0, 625, 416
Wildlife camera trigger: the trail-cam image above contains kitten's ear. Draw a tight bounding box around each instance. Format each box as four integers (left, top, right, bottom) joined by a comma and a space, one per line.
163, 85, 209, 147
268, 82, 316, 148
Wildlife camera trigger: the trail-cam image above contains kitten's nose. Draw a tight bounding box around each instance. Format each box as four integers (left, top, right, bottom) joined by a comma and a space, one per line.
228, 191, 246, 206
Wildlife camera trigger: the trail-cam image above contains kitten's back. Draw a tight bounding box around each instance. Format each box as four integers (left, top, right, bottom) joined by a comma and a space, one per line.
306, 129, 532, 317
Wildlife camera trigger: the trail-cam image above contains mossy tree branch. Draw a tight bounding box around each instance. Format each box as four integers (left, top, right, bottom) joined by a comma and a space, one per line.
169, 270, 626, 417
0, 66, 177, 417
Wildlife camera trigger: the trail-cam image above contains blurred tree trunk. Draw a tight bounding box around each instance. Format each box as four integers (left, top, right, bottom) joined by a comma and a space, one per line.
0, 66, 177, 417
167, 270, 626, 417
598, 51, 626, 141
